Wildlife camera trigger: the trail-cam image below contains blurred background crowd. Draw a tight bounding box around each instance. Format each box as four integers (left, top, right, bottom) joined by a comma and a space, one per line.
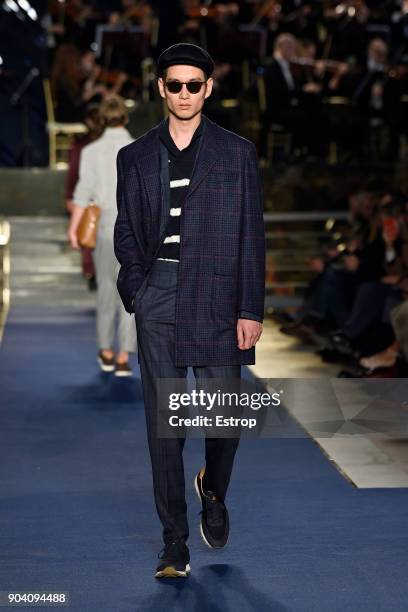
275, 184, 408, 377
1, 0, 408, 166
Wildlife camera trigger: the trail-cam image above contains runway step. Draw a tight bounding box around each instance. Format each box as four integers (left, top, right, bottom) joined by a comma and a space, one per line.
9, 217, 94, 308
265, 211, 348, 311
6, 213, 348, 311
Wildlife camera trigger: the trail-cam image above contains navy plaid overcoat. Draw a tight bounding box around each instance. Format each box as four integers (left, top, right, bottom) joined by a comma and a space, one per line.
114, 114, 265, 367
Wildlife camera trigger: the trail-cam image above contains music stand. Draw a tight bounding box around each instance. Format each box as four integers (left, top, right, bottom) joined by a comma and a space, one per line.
237, 26, 268, 61
236, 26, 268, 89
94, 25, 150, 76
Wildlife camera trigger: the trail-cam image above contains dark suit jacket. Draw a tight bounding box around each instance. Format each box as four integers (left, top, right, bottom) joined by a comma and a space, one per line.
262, 58, 300, 119
114, 114, 266, 367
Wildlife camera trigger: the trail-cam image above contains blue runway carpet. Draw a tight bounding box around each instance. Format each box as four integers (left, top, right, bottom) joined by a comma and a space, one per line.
1, 305, 408, 611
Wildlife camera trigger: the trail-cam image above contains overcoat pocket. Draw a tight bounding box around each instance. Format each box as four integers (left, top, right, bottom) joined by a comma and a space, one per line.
212, 259, 237, 307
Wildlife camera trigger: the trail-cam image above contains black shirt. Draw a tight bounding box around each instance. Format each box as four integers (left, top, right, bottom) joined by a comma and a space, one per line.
156, 117, 202, 261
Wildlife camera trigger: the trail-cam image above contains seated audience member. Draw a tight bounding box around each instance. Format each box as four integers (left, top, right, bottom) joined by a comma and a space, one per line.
280, 188, 386, 339
359, 202, 408, 370
329, 198, 408, 357
357, 294, 408, 372
388, 298, 408, 366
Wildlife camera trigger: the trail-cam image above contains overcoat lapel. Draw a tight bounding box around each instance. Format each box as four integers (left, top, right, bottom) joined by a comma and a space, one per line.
136, 129, 161, 215
183, 116, 218, 202
136, 115, 220, 217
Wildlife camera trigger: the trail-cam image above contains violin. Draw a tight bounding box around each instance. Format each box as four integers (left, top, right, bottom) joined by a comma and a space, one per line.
290, 57, 347, 73
98, 69, 140, 89
122, 3, 152, 21
48, 0, 102, 23
184, 2, 239, 19
291, 57, 408, 80
250, 0, 281, 27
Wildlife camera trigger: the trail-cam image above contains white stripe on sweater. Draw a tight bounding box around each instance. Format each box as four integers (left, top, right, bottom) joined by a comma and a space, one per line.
170, 207, 181, 216
163, 235, 180, 244
157, 257, 179, 262
170, 178, 190, 188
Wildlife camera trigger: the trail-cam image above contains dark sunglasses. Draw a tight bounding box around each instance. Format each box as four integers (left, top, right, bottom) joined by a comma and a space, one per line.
164, 80, 207, 94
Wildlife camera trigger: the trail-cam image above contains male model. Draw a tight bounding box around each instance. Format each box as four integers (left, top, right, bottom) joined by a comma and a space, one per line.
114, 43, 265, 578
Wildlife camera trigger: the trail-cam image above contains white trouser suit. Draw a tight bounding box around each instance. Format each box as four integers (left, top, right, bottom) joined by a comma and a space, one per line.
73, 126, 137, 353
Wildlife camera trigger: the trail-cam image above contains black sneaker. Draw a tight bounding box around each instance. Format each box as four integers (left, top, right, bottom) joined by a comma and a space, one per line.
328, 332, 359, 358
194, 468, 229, 549
97, 351, 115, 372
114, 361, 133, 377
155, 538, 191, 579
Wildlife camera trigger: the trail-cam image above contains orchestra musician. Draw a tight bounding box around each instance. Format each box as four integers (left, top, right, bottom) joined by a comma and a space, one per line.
108, 0, 153, 31
258, 32, 329, 160
348, 37, 407, 160
50, 44, 106, 122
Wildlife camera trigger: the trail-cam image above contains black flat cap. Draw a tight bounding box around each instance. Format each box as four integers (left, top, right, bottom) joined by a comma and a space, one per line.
157, 43, 214, 78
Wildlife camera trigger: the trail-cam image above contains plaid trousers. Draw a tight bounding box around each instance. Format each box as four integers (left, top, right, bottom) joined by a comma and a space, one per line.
135, 258, 241, 545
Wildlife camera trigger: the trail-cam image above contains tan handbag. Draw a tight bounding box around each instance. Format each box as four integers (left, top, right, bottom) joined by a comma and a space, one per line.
77, 204, 101, 249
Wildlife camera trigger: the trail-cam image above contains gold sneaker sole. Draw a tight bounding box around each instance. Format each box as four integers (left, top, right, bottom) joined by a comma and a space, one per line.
155, 563, 191, 578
